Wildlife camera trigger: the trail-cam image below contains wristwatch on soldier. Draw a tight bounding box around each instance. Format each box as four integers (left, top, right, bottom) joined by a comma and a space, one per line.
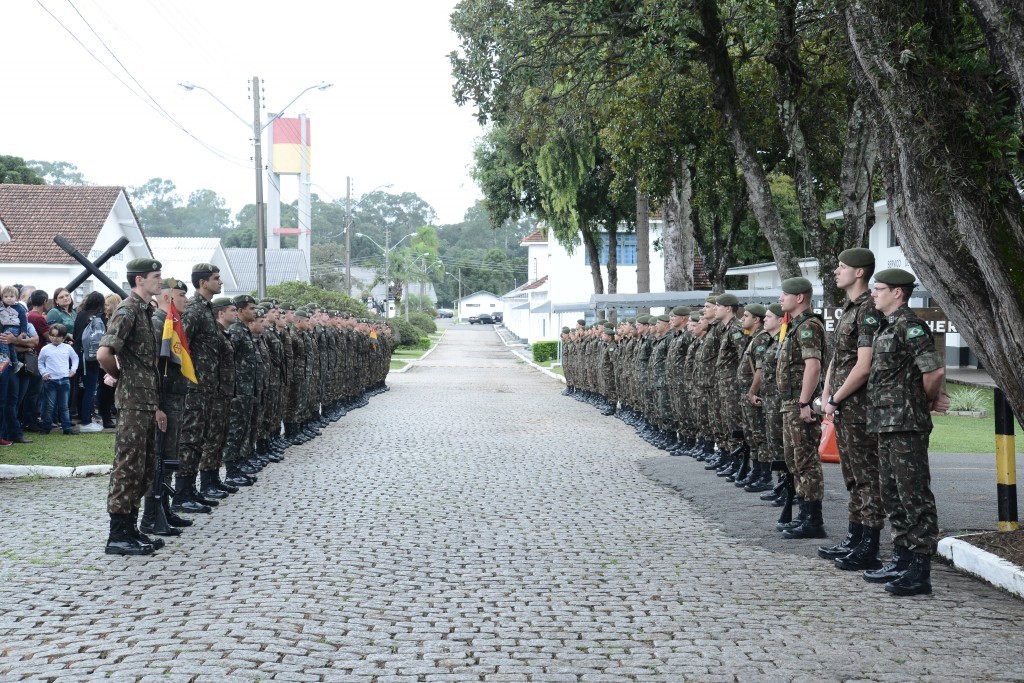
798, 401, 811, 409
827, 396, 841, 407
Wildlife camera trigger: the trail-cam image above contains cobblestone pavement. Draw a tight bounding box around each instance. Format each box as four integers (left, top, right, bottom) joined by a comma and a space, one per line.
2, 325, 1024, 682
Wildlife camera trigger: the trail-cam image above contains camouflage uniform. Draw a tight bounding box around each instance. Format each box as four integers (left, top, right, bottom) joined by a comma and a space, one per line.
738, 327, 771, 461
151, 308, 188, 474
226, 320, 258, 464
199, 325, 232, 473
648, 333, 671, 429
868, 305, 942, 555
179, 295, 221, 480
695, 320, 722, 446
830, 291, 885, 529
716, 317, 748, 450
667, 329, 693, 437
776, 311, 826, 502
598, 337, 617, 405
101, 292, 160, 515
758, 333, 783, 462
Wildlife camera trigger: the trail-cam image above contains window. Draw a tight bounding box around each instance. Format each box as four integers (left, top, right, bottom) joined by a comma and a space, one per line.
585, 233, 638, 266
888, 222, 900, 248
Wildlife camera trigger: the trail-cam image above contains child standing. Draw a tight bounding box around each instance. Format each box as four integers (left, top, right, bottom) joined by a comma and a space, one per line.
39, 324, 79, 435
0, 285, 27, 372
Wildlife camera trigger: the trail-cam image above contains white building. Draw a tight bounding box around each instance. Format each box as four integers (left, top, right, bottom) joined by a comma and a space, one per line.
148, 237, 242, 297
0, 185, 153, 301
456, 290, 501, 322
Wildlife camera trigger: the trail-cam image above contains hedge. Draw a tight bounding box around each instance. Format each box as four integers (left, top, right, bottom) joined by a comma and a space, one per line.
532, 340, 559, 363
408, 311, 437, 335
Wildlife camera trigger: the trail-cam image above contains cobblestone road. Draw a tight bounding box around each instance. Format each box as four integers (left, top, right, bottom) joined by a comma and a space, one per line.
2, 325, 1024, 682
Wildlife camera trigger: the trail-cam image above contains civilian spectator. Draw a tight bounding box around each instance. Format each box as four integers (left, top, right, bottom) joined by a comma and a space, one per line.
22, 290, 49, 432
74, 292, 106, 432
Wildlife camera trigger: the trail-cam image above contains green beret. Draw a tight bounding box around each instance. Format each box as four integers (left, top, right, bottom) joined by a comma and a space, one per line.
744, 303, 767, 318
689, 312, 702, 322
781, 277, 813, 295
305, 302, 319, 310
294, 309, 310, 319
716, 293, 739, 306
637, 315, 650, 325
253, 307, 267, 319
603, 325, 616, 334
126, 258, 161, 274
656, 314, 670, 323
258, 299, 276, 307
874, 268, 916, 287
162, 277, 187, 292
596, 319, 608, 326
211, 296, 233, 309
671, 306, 691, 317
577, 319, 586, 326
626, 318, 636, 325
838, 247, 875, 269
768, 303, 784, 317
279, 301, 296, 311
561, 326, 570, 333
232, 294, 256, 307
191, 262, 219, 274
704, 296, 717, 304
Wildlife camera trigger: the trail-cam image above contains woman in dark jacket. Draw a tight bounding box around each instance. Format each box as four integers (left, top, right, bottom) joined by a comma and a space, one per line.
73, 292, 106, 432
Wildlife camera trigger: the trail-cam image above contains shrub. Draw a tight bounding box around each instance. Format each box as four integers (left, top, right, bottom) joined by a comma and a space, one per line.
948, 386, 987, 412
532, 340, 559, 363
408, 311, 437, 335
389, 317, 422, 346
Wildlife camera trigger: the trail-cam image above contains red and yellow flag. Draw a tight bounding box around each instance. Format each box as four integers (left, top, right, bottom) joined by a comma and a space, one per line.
161, 302, 198, 383
779, 313, 791, 343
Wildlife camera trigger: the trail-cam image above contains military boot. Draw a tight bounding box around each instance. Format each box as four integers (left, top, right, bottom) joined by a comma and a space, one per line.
818, 522, 863, 560
884, 552, 932, 596
864, 545, 914, 583
105, 514, 154, 556
225, 461, 256, 487
213, 468, 239, 494
745, 463, 775, 492
199, 470, 228, 500
191, 476, 220, 507
736, 460, 760, 487
140, 494, 181, 537
130, 508, 164, 550
836, 525, 884, 571
775, 493, 801, 532
160, 474, 192, 527
172, 474, 212, 514
727, 449, 750, 483
782, 500, 827, 539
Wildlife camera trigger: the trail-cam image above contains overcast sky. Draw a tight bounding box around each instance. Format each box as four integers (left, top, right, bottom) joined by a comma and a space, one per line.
1, 0, 484, 224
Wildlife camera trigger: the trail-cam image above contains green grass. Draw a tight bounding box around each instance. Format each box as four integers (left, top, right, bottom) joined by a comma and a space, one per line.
0, 431, 114, 467
393, 348, 429, 360
390, 360, 408, 370
931, 385, 1024, 454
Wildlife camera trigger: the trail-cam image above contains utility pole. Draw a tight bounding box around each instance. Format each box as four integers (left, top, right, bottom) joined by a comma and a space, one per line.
384, 226, 391, 318
252, 76, 267, 298
345, 176, 352, 296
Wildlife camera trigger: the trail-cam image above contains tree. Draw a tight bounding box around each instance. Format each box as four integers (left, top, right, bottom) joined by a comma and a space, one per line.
843, 0, 1024, 420
27, 160, 88, 185
0, 155, 45, 184
264, 281, 367, 317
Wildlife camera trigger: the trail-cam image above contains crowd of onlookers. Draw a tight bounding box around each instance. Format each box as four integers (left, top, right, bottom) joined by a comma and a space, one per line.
0, 283, 122, 445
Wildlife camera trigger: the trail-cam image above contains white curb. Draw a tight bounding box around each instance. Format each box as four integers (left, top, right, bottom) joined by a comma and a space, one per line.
511, 348, 566, 383
938, 535, 1024, 600
0, 463, 112, 480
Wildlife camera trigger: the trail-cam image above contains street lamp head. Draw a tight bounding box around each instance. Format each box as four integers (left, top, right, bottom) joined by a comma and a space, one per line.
178, 82, 197, 91
355, 232, 365, 237
317, 82, 334, 91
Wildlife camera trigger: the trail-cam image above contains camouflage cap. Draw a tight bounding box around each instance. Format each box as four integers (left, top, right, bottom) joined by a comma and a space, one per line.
670, 306, 691, 317
781, 277, 813, 295
126, 258, 161, 274
768, 303, 784, 317
161, 277, 187, 292
716, 293, 739, 306
874, 268, 916, 287
211, 296, 234, 309
838, 247, 875, 269
232, 294, 257, 307
191, 262, 219, 274
744, 303, 767, 318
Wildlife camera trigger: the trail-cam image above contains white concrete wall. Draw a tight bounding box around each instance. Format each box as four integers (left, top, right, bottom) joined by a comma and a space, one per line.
457, 292, 501, 321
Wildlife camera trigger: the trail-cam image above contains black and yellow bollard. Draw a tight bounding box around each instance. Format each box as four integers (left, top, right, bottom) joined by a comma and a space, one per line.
994, 388, 1019, 531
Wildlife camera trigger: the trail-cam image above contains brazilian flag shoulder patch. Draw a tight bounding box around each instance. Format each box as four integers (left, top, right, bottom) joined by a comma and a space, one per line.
755, 345, 766, 353
864, 315, 879, 326
800, 329, 813, 339
907, 325, 925, 339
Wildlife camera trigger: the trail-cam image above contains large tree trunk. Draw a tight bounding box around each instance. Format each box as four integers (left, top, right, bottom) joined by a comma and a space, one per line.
769, 0, 842, 306
663, 159, 695, 291
966, 0, 1024, 126
636, 190, 651, 314
693, 0, 802, 280
581, 229, 605, 295
845, 0, 1024, 421
607, 225, 618, 294
840, 96, 877, 250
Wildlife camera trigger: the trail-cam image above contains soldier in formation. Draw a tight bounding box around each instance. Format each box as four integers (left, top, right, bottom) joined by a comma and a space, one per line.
100, 261, 398, 555
559, 251, 948, 595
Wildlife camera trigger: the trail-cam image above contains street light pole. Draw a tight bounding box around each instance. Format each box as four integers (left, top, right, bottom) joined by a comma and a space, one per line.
345, 176, 352, 295
252, 76, 267, 299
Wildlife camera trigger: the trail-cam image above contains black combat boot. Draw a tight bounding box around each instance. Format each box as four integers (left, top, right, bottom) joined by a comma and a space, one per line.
745, 463, 774, 492
130, 508, 164, 550
703, 448, 724, 470
199, 470, 228, 500
105, 514, 154, 556
884, 552, 932, 596
160, 474, 192, 527
140, 494, 181, 537
782, 500, 826, 539
213, 468, 239, 494
762, 471, 787, 500
225, 461, 256, 487
818, 521, 863, 560
864, 545, 915, 583
836, 525, 884, 571
776, 494, 802, 532
727, 449, 751, 483
192, 477, 220, 507
172, 474, 212, 514
736, 460, 759, 487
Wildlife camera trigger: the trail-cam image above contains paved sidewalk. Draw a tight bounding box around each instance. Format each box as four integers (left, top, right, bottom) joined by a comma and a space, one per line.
2, 325, 1024, 681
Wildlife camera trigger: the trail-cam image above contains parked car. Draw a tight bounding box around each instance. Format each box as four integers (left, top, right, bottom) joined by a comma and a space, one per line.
491, 311, 503, 323
470, 312, 493, 324
436, 308, 454, 318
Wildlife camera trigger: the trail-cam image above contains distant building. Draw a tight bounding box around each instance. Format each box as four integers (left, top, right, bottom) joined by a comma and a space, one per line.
148, 237, 242, 297
456, 290, 501, 322
0, 185, 153, 301
224, 248, 309, 294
